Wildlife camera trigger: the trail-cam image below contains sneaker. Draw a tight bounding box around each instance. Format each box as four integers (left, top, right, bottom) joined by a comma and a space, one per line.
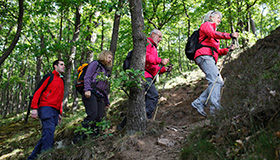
191, 102, 207, 117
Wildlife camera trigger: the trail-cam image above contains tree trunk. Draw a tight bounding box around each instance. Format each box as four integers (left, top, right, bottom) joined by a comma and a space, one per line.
64, 5, 81, 109
101, 19, 104, 51
108, 0, 124, 94
0, 0, 24, 66
127, 0, 147, 134
178, 29, 182, 72
249, 12, 257, 37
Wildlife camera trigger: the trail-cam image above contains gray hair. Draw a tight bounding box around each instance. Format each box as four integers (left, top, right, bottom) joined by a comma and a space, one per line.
204, 10, 222, 22
150, 29, 160, 37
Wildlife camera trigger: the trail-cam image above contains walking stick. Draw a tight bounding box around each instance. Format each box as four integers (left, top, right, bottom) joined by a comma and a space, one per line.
204, 42, 235, 107
153, 64, 173, 120
145, 65, 163, 95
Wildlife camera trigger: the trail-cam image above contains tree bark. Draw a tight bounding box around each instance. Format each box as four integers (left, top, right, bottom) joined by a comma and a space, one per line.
64, 5, 81, 109
127, 0, 147, 134
0, 0, 24, 66
108, 0, 124, 94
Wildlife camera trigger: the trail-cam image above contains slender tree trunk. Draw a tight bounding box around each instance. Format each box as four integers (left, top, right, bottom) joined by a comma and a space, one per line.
108, 0, 124, 94
110, 0, 123, 67
100, 19, 104, 51
182, 1, 190, 70
178, 29, 182, 72
64, 5, 81, 109
127, 0, 147, 134
17, 60, 26, 115
249, 12, 257, 37
0, 0, 24, 66
2, 62, 15, 118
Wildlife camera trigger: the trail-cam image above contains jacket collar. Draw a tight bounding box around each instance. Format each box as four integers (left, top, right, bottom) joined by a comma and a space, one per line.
147, 37, 157, 48
52, 70, 63, 77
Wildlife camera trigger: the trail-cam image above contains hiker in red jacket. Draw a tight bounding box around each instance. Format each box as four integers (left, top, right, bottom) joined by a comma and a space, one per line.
145, 29, 172, 119
28, 59, 65, 160
191, 10, 239, 117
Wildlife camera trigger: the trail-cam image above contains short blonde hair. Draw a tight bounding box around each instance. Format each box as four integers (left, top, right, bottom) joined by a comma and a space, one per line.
204, 10, 222, 22
98, 50, 113, 67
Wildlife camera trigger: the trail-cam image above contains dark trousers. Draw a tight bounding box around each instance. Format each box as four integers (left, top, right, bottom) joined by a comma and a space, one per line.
82, 92, 104, 135
145, 78, 159, 119
28, 106, 59, 160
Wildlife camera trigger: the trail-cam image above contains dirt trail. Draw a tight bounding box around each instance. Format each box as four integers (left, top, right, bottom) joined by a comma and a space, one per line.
111, 75, 210, 160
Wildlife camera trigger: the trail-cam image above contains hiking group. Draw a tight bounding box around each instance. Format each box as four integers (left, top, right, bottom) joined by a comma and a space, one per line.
27, 10, 239, 159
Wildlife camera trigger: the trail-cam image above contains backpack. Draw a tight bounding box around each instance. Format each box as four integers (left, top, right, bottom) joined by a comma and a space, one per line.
123, 39, 155, 71
123, 50, 133, 71
25, 73, 54, 124
185, 29, 218, 61
75, 60, 101, 94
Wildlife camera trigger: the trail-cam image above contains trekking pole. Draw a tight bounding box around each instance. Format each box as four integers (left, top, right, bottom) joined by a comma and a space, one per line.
145, 65, 163, 95
153, 64, 173, 120
204, 42, 235, 107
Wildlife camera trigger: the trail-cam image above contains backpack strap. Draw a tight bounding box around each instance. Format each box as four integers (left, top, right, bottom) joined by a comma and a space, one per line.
197, 34, 218, 56
145, 69, 155, 79
147, 39, 154, 48
25, 73, 54, 124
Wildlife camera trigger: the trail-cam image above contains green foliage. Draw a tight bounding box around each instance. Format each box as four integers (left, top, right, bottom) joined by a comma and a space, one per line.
74, 119, 113, 138
96, 119, 113, 138
96, 72, 110, 82
112, 68, 145, 94
74, 123, 94, 137
180, 128, 219, 160
251, 132, 278, 159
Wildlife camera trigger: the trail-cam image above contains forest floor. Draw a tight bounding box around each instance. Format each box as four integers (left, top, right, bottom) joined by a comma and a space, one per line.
0, 67, 212, 160
109, 74, 210, 160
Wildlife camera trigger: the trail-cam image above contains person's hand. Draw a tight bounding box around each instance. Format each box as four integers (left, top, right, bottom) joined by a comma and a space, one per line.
31, 109, 38, 119
161, 58, 169, 66
166, 64, 173, 72
58, 114, 62, 124
229, 44, 236, 51
85, 91, 91, 98
231, 32, 239, 39
105, 104, 110, 108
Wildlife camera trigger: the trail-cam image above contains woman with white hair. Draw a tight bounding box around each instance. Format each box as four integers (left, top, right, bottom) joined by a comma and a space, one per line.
191, 10, 239, 117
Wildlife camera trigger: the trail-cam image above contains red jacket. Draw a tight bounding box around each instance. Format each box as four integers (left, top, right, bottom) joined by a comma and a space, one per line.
194, 21, 231, 63
145, 37, 167, 78
31, 70, 65, 114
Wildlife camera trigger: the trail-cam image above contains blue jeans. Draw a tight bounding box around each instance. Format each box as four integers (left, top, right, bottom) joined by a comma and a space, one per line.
194, 56, 224, 114
28, 106, 59, 160
145, 78, 159, 119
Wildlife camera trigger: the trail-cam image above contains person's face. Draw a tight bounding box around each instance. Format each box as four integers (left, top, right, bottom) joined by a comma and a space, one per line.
106, 54, 113, 66
211, 14, 221, 25
152, 31, 162, 45
55, 61, 65, 73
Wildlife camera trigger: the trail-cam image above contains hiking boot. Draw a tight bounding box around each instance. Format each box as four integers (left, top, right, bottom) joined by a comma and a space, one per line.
191, 102, 207, 117
72, 134, 86, 144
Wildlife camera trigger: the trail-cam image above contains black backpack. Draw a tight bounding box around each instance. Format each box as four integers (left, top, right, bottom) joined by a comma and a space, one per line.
75, 60, 101, 94
185, 29, 217, 60
123, 40, 155, 71
25, 73, 54, 124
123, 50, 133, 71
